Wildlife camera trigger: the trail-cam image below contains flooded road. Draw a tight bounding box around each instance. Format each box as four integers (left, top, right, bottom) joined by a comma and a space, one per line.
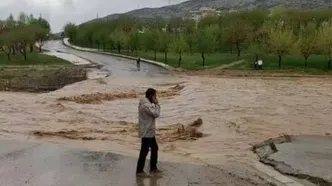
1, 41, 332, 185
43, 41, 169, 78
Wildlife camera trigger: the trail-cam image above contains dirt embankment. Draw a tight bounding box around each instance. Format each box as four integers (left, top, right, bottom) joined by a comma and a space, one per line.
0, 66, 86, 92
57, 84, 184, 104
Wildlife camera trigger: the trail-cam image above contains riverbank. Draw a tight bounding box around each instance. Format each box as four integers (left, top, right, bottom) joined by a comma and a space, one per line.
0, 52, 88, 92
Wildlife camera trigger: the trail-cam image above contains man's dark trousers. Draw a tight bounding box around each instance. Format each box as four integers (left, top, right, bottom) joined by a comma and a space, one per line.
136, 137, 158, 173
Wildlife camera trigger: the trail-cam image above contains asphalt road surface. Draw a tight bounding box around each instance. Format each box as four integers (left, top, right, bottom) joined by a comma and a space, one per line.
43, 41, 169, 78
0, 140, 260, 186
268, 135, 332, 185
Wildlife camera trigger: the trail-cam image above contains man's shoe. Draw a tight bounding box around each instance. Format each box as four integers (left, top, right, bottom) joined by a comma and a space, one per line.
136, 172, 150, 177
150, 169, 163, 174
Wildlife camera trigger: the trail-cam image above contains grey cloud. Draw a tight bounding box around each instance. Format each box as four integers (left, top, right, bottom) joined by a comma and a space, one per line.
0, 0, 186, 32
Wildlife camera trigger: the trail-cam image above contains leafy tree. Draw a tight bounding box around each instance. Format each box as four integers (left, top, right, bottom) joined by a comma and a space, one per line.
157, 31, 173, 63
12, 25, 36, 60
110, 29, 128, 54
129, 30, 141, 56
141, 29, 158, 60
18, 12, 27, 25
34, 26, 49, 52
295, 22, 318, 67
185, 32, 197, 54
0, 31, 14, 60
6, 14, 16, 28
224, 18, 252, 57
183, 19, 196, 34
197, 25, 220, 66
265, 25, 295, 69
36, 17, 51, 33
317, 21, 332, 69
64, 23, 78, 42
167, 17, 184, 33
170, 36, 189, 67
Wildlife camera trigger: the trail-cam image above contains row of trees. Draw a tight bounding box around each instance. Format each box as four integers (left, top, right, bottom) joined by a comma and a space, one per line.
65, 8, 332, 68
0, 13, 50, 60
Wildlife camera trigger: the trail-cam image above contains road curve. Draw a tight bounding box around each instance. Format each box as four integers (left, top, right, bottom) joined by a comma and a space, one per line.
43, 40, 169, 78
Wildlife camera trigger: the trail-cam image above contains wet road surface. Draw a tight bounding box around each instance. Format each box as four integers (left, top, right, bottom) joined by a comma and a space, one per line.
0, 140, 258, 186
43, 41, 169, 78
268, 135, 332, 184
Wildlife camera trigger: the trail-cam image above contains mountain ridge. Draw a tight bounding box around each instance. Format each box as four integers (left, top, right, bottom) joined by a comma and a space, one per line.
87, 0, 332, 23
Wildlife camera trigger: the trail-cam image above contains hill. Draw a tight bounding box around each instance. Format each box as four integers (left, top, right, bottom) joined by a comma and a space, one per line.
87, 0, 332, 23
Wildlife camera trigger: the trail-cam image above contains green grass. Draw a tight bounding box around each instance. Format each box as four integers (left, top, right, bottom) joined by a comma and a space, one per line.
0, 52, 71, 66
74, 42, 332, 75
105, 50, 242, 70
230, 54, 332, 75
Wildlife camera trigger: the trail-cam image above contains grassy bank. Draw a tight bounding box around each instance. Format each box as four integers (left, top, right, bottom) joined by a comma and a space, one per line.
101, 49, 242, 70
0, 52, 71, 66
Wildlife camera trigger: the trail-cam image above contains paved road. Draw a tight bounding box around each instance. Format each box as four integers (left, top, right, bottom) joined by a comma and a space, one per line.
268, 135, 332, 185
0, 140, 261, 186
43, 41, 169, 78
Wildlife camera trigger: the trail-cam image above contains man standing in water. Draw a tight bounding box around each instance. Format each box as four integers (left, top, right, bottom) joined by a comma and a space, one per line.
136, 88, 162, 177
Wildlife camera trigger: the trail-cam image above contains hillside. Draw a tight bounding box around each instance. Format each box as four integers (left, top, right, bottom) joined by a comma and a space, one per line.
88, 0, 332, 22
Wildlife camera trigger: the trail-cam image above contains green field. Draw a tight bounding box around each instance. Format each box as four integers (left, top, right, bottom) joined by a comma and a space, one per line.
135, 51, 242, 70
101, 49, 240, 70
76, 43, 332, 75
230, 54, 332, 75
0, 52, 71, 66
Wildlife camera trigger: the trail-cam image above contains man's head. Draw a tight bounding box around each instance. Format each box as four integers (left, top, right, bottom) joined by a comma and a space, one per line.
145, 88, 157, 103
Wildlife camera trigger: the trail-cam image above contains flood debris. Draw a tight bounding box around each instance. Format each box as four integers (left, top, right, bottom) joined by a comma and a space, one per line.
31, 118, 205, 143
57, 92, 138, 104
57, 84, 185, 104
157, 118, 204, 142
33, 130, 98, 140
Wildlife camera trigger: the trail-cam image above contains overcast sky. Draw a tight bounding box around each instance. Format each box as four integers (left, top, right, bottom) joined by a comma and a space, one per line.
0, 0, 185, 32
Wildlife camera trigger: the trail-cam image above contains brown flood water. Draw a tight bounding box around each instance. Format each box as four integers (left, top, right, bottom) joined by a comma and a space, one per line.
0, 75, 331, 166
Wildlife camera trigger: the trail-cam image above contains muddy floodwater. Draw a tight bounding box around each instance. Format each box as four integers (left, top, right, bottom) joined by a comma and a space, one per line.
0, 75, 331, 167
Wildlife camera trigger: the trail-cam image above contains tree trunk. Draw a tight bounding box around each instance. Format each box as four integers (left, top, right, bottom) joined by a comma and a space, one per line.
12, 48, 16, 55
7, 54, 11, 61
236, 43, 240, 57
304, 56, 308, 68
202, 52, 206, 67
117, 43, 121, 54
329, 53, 332, 69
164, 51, 168, 64
278, 55, 282, 69
39, 46, 42, 52
30, 44, 33, 52
154, 49, 157, 61
22, 49, 27, 60
103, 43, 106, 52
178, 53, 182, 67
